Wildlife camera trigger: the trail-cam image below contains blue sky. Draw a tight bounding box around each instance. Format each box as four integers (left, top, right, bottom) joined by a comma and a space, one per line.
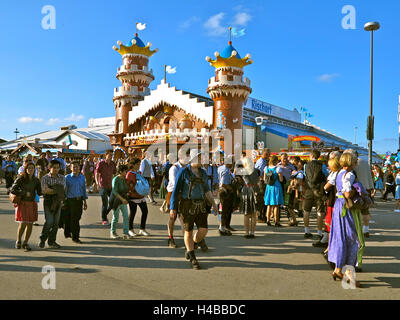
0, 0, 399, 154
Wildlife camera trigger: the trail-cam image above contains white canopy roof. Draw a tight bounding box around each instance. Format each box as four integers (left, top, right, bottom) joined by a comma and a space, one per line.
129, 79, 214, 126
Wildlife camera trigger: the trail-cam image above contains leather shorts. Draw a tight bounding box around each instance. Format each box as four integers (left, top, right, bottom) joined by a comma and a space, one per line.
178, 199, 208, 232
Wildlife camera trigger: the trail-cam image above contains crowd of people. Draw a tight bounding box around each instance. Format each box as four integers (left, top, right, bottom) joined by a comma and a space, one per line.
1, 146, 400, 279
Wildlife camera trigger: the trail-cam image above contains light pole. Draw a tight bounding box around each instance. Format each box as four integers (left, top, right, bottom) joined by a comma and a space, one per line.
13, 128, 20, 140
398, 95, 400, 151
354, 126, 358, 145
364, 21, 380, 167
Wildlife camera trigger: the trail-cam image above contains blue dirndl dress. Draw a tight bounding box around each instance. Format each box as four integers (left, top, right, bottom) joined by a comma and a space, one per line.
375, 177, 384, 190
395, 175, 400, 200
264, 167, 284, 206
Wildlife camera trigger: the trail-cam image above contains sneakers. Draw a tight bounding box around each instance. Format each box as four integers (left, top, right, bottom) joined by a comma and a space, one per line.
128, 230, 137, 237
304, 233, 313, 239
15, 241, 21, 249
72, 239, 83, 244
48, 242, 61, 249
38, 240, 45, 248
364, 232, 370, 238
168, 238, 178, 248
102, 220, 109, 226
226, 226, 236, 232
138, 229, 150, 236
122, 234, 135, 240
110, 232, 120, 239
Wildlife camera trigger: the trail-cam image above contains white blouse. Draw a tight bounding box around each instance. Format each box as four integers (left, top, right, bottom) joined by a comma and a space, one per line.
340, 169, 356, 193
327, 171, 339, 186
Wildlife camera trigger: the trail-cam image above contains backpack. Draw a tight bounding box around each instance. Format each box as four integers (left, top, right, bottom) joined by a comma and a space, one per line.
163, 162, 172, 180
265, 168, 276, 186
135, 173, 150, 197
142, 159, 151, 177
186, 168, 207, 200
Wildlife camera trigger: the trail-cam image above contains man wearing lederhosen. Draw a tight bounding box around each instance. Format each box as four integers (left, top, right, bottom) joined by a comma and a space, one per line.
166, 149, 188, 248
170, 150, 219, 269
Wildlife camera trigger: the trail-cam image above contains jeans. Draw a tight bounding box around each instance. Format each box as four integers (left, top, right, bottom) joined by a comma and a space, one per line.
100, 188, 112, 221
128, 201, 148, 230
40, 200, 62, 245
111, 204, 129, 235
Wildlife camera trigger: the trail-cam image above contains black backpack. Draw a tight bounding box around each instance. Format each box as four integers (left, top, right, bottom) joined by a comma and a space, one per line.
265, 168, 276, 186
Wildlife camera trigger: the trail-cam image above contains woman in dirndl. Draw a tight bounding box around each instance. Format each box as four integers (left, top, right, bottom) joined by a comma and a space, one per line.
236, 157, 260, 238
264, 156, 284, 227
328, 153, 363, 287
10, 162, 42, 251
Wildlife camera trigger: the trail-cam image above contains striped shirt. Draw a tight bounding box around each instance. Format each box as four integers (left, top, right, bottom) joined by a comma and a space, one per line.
41, 173, 66, 192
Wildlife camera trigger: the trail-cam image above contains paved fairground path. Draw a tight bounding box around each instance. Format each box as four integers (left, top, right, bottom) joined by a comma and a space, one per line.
0, 183, 399, 300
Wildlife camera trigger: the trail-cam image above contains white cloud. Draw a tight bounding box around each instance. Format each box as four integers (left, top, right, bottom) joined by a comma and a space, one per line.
204, 13, 226, 37
65, 113, 85, 122
18, 117, 43, 124
317, 73, 340, 83
179, 16, 200, 30
232, 12, 252, 26
46, 118, 61, 126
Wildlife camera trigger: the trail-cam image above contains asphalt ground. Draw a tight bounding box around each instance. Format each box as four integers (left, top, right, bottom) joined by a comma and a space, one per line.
0, 183, 399, 300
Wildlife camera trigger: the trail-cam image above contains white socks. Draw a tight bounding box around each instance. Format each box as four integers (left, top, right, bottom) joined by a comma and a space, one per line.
304, 227, 310, 234
363, 225, 370, 233
317, 230, 323, 236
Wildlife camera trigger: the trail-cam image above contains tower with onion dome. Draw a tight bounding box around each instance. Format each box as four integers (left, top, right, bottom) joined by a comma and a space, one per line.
108, 30, 158, 149
205, 28, 252, 154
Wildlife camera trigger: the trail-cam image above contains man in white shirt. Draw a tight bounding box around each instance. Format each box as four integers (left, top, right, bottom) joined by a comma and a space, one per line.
166, 149, 188, 248
139, 151, 156, 204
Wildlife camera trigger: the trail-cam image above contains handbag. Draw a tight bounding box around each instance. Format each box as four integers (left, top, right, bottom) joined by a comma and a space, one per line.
9, 192, 21, 205
135, 173, 150, 197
